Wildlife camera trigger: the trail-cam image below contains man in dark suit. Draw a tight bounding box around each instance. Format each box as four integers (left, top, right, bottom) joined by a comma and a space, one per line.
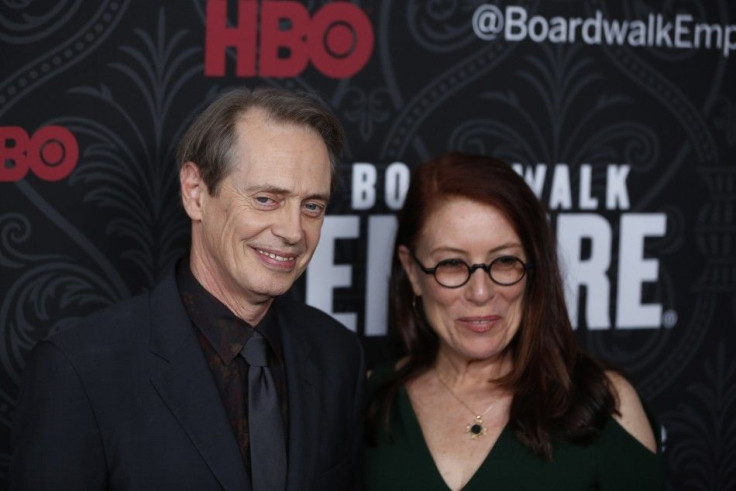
9, 87, 365, 490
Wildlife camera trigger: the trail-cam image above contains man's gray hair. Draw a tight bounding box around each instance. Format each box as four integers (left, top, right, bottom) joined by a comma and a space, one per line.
177, 86, 344, 194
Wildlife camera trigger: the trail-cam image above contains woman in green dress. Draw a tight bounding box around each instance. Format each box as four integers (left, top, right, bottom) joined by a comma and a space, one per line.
364, 153, 663, 490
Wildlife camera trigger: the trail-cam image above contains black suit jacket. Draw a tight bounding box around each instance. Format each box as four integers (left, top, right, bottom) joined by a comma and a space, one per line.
9, 269, 365, 490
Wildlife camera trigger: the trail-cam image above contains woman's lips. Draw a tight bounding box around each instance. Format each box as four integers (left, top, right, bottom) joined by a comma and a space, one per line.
457, 316, 500, 333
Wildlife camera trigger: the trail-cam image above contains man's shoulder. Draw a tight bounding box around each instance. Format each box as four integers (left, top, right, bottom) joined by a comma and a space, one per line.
42, 289, 152, 356
274, 295, 362, 357
275, 295, 336, 323
275, 296, 353, 335
44, 270, 181, 355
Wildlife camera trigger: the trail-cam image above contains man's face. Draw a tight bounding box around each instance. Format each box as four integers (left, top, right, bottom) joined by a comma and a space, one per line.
184, 108, 332, 309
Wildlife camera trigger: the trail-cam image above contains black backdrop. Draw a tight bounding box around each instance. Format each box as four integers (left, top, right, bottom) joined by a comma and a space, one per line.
2, 1, 735, 489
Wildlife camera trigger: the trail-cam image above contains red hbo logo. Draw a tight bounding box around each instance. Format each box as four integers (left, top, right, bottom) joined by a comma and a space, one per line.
205, 0, 374, 78
0, 126, 79, 182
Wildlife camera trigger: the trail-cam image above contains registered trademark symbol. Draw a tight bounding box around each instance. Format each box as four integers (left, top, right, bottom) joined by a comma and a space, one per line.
662, 310, 678, 328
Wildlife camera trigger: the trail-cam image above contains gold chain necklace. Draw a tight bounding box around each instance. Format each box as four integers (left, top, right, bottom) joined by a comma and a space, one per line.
434, 369, 495, 439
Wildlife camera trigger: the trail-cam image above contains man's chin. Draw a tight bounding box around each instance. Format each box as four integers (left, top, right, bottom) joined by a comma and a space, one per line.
247, 278, 298, 301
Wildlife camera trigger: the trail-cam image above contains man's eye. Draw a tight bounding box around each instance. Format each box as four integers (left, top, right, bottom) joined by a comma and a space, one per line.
304, 202, 324, 213
255, 196, 274, 204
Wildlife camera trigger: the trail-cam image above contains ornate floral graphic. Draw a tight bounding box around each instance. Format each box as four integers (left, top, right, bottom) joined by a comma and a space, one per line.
342, 86, 392, 141
714, 96, 736, 147
0, 1, 733, 488
64, 8, 199, 284
0, 6, 203, 481
664, 343, 736, 490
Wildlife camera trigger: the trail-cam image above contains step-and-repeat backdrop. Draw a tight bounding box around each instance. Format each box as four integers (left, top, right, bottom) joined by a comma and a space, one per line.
1, 1, 734, 488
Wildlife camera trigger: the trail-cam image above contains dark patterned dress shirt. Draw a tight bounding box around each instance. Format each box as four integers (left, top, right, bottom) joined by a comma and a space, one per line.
175, 259, 288, 475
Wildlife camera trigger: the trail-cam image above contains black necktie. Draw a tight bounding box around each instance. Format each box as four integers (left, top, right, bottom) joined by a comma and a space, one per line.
241, 331, 287, 491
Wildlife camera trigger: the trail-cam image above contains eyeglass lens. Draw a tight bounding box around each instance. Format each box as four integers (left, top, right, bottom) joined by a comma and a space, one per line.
434, 257, 525, 287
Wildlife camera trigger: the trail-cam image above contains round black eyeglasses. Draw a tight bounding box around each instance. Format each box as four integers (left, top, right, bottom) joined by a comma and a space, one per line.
411, 251, 533, 288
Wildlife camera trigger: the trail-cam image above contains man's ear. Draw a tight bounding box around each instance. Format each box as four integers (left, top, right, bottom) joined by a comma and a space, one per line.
397, 245, 423, 297
180, 162, 206, 221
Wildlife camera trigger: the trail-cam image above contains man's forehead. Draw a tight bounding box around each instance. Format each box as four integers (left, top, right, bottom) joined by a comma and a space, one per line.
228, 161, 331, 198
225, 109, 331, 193
236, 181, 330, 199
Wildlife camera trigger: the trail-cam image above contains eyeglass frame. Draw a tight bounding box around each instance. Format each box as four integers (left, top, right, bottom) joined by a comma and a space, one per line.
410, 250, 534, 289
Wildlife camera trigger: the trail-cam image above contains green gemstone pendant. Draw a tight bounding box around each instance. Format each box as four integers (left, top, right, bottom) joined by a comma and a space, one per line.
466, 416, 487, 439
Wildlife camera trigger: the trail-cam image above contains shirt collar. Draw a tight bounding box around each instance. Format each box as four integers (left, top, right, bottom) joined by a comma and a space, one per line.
175, 258, 283, 365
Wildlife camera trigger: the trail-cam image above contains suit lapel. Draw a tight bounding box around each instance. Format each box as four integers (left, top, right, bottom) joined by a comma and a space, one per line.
276, 298, 321, 490
147, 272, 251, 491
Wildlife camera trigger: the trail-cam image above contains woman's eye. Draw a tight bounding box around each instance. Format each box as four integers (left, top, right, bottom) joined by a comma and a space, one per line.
437, 259, 466, 270
494, 256, 523, 270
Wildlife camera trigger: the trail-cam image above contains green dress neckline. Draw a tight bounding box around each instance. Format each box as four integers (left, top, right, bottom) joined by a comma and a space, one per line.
397, 385, 511, 490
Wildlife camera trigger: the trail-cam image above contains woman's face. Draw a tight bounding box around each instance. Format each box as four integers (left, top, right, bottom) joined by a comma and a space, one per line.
399, 198, 528, 364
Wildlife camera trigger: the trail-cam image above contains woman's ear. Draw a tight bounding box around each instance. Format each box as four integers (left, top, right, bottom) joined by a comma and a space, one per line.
398, 245, 423, 297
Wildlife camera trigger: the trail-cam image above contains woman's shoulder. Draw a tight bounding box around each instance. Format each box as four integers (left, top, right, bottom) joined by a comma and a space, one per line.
366, 357, 402, 392
368, 357, 408, 382
604, 371, 658, 453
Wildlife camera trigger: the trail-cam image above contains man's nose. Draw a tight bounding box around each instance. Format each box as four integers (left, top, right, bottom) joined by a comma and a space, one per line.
272, 203, 303, 245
